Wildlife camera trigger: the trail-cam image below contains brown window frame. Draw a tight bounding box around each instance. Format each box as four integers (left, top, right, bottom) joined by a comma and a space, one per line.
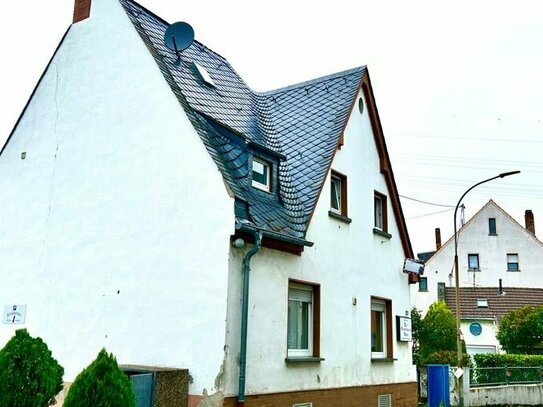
286, 279, 321, 361
330, 170, 348, 217
371, 296, 393, 360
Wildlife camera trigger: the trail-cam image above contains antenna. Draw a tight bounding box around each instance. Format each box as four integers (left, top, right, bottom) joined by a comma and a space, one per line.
164, 22, 195, 66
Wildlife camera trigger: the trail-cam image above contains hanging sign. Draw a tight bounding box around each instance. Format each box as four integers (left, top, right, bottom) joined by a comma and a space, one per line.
396, 315, 412, 341
3, 305, 27, 324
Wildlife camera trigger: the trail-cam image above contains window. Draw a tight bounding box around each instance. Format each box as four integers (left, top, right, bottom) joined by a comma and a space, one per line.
329, 171, 348, 219
252, 157, 271, 191
287, 282, 320, 359
371, 298, 392, 359
507, 253, 519, 271
374, 192, 388, 232
489, 218, 497, 235
468, 254, 479, 271
437, 282, 446, 301
418, 277, 428, 292
477, 299, 488, 308
192, 62, 215, 87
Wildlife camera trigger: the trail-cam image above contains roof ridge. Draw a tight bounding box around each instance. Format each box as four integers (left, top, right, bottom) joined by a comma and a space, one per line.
257, 66, 366, 96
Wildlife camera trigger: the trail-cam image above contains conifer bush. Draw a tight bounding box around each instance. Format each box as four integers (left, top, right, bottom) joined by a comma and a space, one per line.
63, 348, 135, 407
0, 328, 64, 407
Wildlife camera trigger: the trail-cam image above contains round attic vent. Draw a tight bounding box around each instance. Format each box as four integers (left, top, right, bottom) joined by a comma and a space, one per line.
358, 97, 364, 114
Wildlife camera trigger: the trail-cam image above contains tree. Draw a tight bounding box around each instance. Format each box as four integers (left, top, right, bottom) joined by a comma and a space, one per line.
0, 328, 64, 407
497, 305, 543, 354
419, 301, 469, 366
63, 348, 135, 407
411, 307, 423, 366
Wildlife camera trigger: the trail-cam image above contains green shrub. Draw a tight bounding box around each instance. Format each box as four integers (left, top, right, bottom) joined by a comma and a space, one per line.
64, 348, 135, 407
497, 305, 543, 354
419, 301, 471, 366
474, 353, 543, 368
0, 328, 64, 407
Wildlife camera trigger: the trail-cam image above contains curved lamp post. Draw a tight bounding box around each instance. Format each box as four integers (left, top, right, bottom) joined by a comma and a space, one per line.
454, 170, 520, 407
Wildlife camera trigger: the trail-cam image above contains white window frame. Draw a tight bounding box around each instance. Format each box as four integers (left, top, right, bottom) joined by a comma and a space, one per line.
371, 299, 387, 359
477, 298, 489, 308
330, 174, 342, 214
252, 157, 271, 191
507, 253, 519, 271
287, 283, 313, 358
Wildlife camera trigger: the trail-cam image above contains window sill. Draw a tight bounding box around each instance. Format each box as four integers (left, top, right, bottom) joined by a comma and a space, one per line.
507, 270, 521, 272
468, 269, 480, 272
418, 289, 428, 292
371, 357, 397, 363
328, 211, 352, 224
373, 228, 392, 239
285, 357, 325, 363
488, 233, 498, 236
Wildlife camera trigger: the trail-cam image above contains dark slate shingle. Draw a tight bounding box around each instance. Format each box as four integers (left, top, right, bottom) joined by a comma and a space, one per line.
120, 0, 365, 243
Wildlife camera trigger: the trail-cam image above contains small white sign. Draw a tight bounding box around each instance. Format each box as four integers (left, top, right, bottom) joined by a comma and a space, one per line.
397, 316, 412, 341
454, 367, 464, 379
3, 304, 27, 324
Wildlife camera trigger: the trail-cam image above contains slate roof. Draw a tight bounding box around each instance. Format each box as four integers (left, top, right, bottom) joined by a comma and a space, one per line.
444, 287, 543, 323
119, 0, 365, 244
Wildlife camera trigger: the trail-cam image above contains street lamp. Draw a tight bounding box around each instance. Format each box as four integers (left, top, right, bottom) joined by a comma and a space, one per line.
453, 171, 520, 407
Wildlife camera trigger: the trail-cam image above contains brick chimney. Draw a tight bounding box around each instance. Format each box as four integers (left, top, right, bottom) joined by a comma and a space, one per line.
525, 210, 535, 235
73, 0, 91, 23
435, 227, 442, 250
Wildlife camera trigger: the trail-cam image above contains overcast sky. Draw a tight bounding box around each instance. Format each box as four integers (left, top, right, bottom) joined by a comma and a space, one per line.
2, 0, 542, 254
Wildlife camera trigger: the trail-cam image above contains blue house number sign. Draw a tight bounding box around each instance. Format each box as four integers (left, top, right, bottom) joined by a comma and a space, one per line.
469, 322, 482, 336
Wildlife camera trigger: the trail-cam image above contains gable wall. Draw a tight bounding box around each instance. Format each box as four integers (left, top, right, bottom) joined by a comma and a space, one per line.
412, 203, 543, 314
0, 0, 233, 394
222, 89, 414, 399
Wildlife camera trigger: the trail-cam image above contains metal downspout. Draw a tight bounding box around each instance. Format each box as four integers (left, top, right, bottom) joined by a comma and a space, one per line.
237, 231, 263, 407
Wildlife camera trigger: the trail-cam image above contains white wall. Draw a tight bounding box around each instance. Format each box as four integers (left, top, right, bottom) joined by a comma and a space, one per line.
221, 89, 415, 397
468, 382, 543, 406
411, 201, 543, 314
0, 0, 233, 395
462, 320, 498, 355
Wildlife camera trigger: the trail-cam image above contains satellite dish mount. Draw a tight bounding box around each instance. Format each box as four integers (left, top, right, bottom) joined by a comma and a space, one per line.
164, 22, 195, 66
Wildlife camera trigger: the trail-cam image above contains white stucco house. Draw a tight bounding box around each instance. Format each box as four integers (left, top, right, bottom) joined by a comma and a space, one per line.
411, 199, 543, 355
0, 0, 418, 405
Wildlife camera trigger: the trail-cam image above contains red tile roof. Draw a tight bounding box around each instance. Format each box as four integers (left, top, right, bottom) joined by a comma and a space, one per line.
444, 287, 543, 322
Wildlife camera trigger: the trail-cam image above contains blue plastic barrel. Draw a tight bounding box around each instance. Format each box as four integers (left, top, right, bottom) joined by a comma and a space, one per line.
427, 364, 450, 407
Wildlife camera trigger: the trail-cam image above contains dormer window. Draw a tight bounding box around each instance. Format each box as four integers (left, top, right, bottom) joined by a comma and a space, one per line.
252, 157, 271, 191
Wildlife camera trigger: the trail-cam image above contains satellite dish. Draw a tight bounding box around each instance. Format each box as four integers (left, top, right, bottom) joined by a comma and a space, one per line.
164, 22, 194, 65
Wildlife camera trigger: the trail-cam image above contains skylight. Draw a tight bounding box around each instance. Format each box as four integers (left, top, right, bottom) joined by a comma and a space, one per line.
477, 299, 488, 308
192, 62, 215, 87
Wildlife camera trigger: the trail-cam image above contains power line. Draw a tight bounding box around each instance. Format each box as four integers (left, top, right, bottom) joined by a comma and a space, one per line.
399, 195, 455, 208
408, 208, 454, 220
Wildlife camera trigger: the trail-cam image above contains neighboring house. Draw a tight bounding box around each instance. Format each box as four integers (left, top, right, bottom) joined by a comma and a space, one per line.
0, 0, 417, 406
444, 287, 543, 355
411, 199, 543, 355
